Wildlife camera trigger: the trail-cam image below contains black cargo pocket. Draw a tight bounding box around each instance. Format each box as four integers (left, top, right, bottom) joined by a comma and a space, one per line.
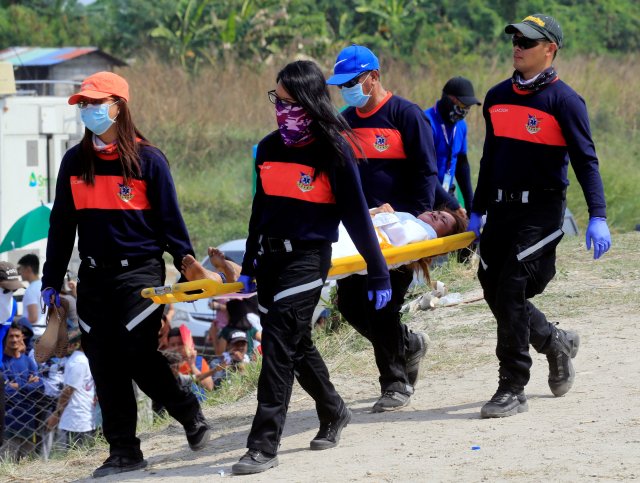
517, 229, 564, 296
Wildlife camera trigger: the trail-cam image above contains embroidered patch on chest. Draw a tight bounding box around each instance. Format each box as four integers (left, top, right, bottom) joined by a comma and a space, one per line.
297, 172, 314, 192
526, 114, 541, 134
118, 182, 134, 202
373, 134, 390, 152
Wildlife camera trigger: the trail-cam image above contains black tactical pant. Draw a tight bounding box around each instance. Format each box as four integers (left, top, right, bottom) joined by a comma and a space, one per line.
478, 195, 566, 391
337, 265, 419, 395
77, 257, 201, 459
247, 240, 344, 455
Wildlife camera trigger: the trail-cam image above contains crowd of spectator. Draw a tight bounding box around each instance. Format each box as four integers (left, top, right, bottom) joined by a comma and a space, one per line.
0, 254, 266, 462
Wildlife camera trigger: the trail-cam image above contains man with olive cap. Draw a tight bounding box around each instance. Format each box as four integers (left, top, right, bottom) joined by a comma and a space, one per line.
467, 14, 612, 418
327, 45, 438, 413
424, 76, 482, 216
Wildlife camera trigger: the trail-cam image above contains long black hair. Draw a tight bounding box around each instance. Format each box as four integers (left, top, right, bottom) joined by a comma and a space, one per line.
276, 60, 363, 172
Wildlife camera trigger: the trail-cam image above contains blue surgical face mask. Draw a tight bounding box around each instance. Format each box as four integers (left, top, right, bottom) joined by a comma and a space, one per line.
79, 100, 120, 135
340, 73, 372, 108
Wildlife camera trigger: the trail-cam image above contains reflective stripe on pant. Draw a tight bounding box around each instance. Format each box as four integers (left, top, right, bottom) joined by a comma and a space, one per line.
246, 241, 343, 455
478, 199, 566, 390
77, 258, 201, 458
336, 265, 416, 395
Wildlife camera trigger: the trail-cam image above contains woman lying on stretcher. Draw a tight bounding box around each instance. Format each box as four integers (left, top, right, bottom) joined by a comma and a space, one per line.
180, 205, 467, 282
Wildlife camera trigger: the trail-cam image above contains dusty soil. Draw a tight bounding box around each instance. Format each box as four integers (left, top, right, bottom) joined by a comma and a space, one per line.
5, 233, 640, 482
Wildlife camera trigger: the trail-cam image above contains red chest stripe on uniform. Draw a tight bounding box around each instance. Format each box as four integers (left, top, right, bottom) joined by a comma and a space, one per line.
347, 128, 406, 159
260, 162, 336, 204
70, 176, 151, 210
489, 104, 567, 146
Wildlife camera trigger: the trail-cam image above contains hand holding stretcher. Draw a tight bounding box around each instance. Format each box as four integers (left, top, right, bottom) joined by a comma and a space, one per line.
140, 231, 475, 304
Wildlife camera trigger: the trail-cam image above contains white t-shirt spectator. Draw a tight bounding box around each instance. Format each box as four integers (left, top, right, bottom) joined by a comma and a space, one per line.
22, 279, 46, 331
59, 350, 95, 433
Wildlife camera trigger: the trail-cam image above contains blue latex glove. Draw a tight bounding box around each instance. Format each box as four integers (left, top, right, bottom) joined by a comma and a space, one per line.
368, 289, 392, 310
468, 212, 483, 241
41, 287, 60, 309
585, 217, 611, 260
238, 274, 257, 293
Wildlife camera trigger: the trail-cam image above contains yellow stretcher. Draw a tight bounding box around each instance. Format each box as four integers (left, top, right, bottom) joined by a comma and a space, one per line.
141, 231, 475, 304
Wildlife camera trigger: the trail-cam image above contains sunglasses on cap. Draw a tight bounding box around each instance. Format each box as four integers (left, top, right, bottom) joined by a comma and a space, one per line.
511, 35, 546, 50
338, 71, 370, 89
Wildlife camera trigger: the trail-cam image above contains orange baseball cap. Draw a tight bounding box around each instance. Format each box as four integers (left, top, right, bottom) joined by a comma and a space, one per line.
68, 71, 130, 105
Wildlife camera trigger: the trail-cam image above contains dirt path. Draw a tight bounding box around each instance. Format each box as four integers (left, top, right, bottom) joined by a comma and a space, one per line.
6, 234, 640, 482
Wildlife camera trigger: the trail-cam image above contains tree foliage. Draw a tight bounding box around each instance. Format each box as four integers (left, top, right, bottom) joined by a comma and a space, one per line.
1, 0, 639, 72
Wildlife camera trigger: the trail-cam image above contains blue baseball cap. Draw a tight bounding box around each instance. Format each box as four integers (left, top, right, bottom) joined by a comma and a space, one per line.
326, 45, 379, 86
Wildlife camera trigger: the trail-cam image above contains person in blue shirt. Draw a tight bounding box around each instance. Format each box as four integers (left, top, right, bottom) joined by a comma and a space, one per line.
424, 76, 481, 215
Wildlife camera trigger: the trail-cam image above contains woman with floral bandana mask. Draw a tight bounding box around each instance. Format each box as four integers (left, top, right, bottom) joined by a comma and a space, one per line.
231, 60, 391, 475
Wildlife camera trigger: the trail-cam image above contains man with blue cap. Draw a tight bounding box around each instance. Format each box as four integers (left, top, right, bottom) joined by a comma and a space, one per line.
327, 45, 438, 413
467, 14, 612, 418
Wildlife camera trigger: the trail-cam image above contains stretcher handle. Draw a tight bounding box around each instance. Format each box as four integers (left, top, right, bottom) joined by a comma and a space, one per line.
141, 279, 244, 304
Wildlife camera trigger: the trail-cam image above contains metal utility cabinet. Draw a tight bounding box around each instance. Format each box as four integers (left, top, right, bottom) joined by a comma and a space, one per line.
0, 91, 83, 263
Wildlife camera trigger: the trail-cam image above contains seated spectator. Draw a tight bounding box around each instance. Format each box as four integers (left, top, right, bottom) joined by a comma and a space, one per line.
2, 322, 44, 460
218, 298, 262, 357
166, 327, 214, 395
207, 297, 230, 355
46, 330, 96, 452
207, 330, 252, 386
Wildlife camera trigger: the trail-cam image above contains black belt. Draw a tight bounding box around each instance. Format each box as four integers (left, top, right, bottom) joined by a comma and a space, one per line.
82, 255, 160, 269
494, 188, 566, 204
260, 236, 327, 254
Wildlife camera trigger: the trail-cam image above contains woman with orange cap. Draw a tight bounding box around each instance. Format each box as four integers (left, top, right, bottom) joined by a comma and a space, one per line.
40, 72, 212, 478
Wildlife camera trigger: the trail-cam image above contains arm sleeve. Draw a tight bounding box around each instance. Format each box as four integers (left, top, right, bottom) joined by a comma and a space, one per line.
41, 152, 78, 291
397, 105, 439, 214
145, 148, 195, 273
334, 149, 390, 291
455, 152, 474, 211
471, 103, 495, 215
241, 143, 266, 276
556, 94, 607, 218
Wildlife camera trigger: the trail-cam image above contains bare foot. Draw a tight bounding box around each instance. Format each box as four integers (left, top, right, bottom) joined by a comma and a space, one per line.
208, 247, 241, 282
181, 254, 223, 283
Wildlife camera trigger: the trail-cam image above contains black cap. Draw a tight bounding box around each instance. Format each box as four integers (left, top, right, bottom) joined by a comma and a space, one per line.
442, 77, 481, 106
505, 14, 563, 48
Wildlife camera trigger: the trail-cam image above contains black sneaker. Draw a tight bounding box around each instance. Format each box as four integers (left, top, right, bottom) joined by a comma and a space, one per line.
480, 388, 528, 418
547, 329, 580, 397
184, 413, 211, 451
372, 391, 411, 413
406, 332, 430, 387
92, 455, 148, 478
232, 449, 279, 475
310, 407, 352, 450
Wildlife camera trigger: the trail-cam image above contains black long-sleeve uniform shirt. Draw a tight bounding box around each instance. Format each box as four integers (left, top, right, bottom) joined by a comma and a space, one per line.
241, 132, 390, 291
42, 144, 194, 291
341, 92, 439, 216
472, 77, 607, 218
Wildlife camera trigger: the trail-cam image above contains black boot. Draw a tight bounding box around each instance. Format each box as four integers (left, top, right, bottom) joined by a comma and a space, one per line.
184, 410, 211, 451
232, 449, 279, 475
310, 406, 352, 450
406, 332, 430, 387
92, 455, 148, 478
546, 328, 580, 397
480, 388, 528, 418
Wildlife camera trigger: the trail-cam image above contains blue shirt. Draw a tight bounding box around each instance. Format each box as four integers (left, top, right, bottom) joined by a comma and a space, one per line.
424, 103, 468, 185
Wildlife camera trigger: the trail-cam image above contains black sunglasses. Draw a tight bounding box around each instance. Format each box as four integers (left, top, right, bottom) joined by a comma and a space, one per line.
511, 36, 543, 50
3, 288, 16, 294
339, 72, 369, 89
267, 90, 298, 106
